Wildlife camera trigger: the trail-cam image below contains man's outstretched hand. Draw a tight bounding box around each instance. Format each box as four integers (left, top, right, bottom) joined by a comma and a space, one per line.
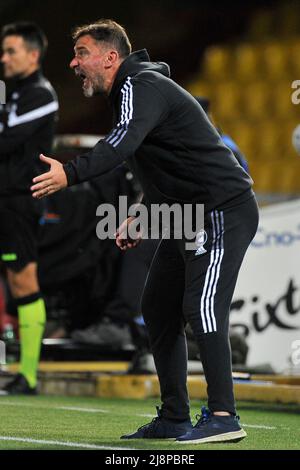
115, 217, 143, 251
31, 154, 68, 199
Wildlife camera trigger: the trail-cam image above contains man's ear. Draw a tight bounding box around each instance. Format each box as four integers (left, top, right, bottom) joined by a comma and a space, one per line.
105, 50, 119, 68
29, 49, 40, 66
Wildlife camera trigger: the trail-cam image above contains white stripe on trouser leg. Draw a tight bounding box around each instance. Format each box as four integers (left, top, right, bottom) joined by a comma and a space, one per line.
200, 211, 224, 333
200, 211, 217, 333
209, 211, 225, 332
206, 211, 222, 332
204, 211, 221, 332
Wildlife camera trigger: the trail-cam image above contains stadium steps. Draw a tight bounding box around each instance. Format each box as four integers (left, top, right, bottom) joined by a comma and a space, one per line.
1, 365, 300, 404
4, 361, 129, 373
96, 374, 300, 404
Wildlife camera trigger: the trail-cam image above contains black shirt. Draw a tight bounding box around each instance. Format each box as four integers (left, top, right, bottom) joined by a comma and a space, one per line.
64, 49, 252, 212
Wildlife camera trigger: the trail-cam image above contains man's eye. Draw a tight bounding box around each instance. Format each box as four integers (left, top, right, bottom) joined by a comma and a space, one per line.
76, 50, 88, 58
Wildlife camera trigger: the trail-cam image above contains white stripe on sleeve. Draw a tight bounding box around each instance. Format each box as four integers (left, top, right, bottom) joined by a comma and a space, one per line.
105, 77, 133, 148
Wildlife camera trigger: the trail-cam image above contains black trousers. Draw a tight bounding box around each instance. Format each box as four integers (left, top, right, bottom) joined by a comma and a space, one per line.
141, 194, 259, 420
0, 195, 44, 272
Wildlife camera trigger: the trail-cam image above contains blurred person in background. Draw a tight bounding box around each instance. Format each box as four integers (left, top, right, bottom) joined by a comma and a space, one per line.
0, 22, 58, 395
31, 19, 258, 444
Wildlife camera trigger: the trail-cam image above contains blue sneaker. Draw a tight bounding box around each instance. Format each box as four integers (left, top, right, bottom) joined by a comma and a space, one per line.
176, 407, 247, 444
121, 406, 193, 439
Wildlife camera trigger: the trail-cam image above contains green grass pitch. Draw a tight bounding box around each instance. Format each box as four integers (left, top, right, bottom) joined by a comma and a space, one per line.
0, 395, 299, 450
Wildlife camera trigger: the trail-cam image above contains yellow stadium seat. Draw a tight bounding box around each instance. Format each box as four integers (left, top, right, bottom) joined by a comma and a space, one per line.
287, 39, 300, 75
234, 44, 261, 81
251, 162, 272, 192
254, 121, 286, 162
228, 121, 257, 160
252, 161, 284, 193
202, 47, 233, 80
277, 162, 300, 193
212, 82, 242, 120
186, 80, 212, 100
261, 43, 288, 79
241, 82, 272, 119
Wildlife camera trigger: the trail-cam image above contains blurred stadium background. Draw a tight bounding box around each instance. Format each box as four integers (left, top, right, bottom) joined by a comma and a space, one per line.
0, 0, 300, 450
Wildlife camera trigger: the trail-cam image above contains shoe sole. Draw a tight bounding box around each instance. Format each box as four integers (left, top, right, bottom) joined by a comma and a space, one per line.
121, 436, 179, 440
177, 429, 247, 444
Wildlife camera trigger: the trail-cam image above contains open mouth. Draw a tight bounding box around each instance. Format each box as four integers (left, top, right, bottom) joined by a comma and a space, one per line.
76, 70, 87, 83
79, 72, 89, 89
75, 69, 92, 93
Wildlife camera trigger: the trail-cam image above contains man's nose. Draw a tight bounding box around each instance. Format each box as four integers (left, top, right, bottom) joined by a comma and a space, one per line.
69, 57, 79, 69
1, 53, 9, 64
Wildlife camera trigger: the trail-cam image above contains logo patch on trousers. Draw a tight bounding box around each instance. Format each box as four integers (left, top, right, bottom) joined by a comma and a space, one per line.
195, 230, 208, 256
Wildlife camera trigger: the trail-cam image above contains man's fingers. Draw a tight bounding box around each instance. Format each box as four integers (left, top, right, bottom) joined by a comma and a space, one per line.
116, 225, 128, 238
32, 154, 55, 185
32, 172, 52, 184
32, 189, 48, 199
115, 218, 142, 250
116, 236, 130, 250
32, 185, 56, 199
31, 178, 52, 192
39, 153, 54, 165
116, 238, 123, 248
115, 236, 142, 251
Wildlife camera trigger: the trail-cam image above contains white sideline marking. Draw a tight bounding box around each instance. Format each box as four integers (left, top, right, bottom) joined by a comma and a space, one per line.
0, 436, 135, 450
0, 401, 28, 406
137, 413, 154, 418
0, 402, 108, 413
57, 407, 108, 413
242, 424, 277, 430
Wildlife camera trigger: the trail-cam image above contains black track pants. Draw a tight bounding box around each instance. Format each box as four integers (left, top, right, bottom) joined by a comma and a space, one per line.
141, 194, 259, 420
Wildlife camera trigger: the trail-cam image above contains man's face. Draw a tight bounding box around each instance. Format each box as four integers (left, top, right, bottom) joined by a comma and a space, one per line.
1, 35, 38, 79
70, 35, 110, 97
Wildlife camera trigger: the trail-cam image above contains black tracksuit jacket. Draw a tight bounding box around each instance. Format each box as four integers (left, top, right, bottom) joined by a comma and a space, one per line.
0, 70, 58, 196
64, 49, 253, 212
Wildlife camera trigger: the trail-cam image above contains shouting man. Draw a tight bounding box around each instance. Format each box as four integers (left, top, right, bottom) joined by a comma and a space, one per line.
31, 19, 258, 444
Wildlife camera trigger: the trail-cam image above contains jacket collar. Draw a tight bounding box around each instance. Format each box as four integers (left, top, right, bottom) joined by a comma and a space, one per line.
109, 49, 150, 102
15, 69, 42, 89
